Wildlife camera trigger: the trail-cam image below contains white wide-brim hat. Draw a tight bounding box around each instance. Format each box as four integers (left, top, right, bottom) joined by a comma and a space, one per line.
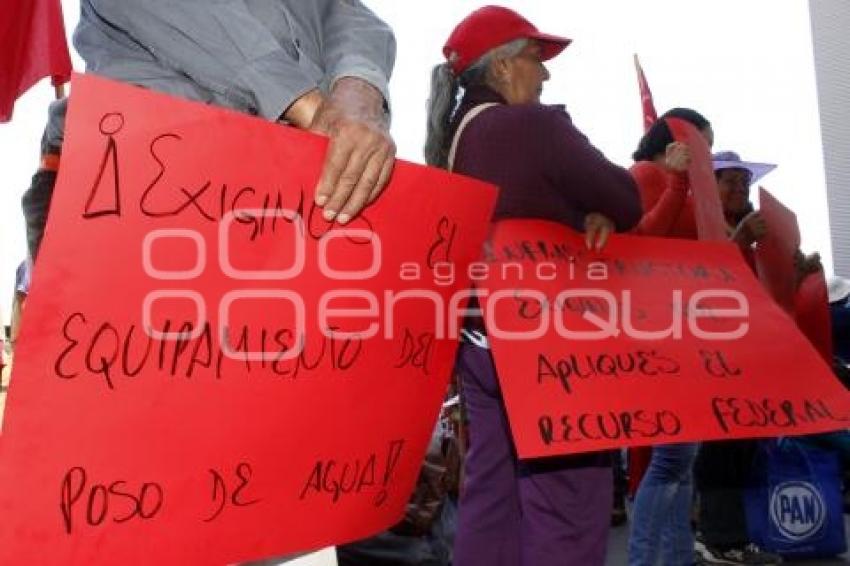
712, 150, 777, 185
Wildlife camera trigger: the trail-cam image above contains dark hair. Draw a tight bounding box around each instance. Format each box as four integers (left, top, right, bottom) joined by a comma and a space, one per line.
632, 107, 711, 162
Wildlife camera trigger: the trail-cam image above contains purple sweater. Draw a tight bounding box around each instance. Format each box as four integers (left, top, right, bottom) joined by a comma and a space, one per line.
452, 86, 641, 232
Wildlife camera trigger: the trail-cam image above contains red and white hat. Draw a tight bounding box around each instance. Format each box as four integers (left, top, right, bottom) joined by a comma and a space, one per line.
443, 5, 571, 75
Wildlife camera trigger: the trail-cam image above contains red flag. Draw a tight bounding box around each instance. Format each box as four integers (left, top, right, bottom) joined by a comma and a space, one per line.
755, 188, 800, 313
795, 270, 834, 363
0, 0, 72, 122
666, 118, 728, 241
634, 54, 657, 132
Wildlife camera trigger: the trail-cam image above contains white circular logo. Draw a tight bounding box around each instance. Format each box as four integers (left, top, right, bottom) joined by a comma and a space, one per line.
770, 481, 826, 540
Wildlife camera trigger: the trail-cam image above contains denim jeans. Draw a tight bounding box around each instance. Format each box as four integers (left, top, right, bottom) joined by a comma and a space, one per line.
628, 443, 699, 566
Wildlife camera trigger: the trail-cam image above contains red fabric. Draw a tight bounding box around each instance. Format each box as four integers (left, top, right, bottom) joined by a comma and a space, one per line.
795, 271, 833, 363
630, 161, 697, 239
0, 0, 72, 122
634, 54, 657, 132
755, 188, 800, 314
443, 6, 570, 75
738, 242, 757, 273
628, 155, 694, 493
666, 118, 728, 242
628, 447, 652, 498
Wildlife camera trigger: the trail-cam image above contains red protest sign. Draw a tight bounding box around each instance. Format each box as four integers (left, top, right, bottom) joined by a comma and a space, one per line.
479, 219, 850, 458
666, 117, 728, 242
0, 74, 497, 565
795, 270, 833, 363
756, 187, 800, 313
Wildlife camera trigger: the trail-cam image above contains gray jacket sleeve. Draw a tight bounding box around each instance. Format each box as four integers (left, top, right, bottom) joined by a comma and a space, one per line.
79, 0, 318, 120
78, 1, 396, 121
321, 0, 396, 106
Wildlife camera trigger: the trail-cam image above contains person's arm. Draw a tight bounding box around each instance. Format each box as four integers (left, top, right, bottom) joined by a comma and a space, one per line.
730, 210, 767, 249
309, 77, 395, 224
81, 0, 318, 120
793, 250, 823, 289
82, 0, 396, 224
309, 0, 398, 223
542, 109, 642, 231
630, 161, 690, 236
320, 0, 396, 110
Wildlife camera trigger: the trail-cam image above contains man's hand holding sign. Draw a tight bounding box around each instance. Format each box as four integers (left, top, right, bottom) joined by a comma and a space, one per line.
285, 77, 396, 225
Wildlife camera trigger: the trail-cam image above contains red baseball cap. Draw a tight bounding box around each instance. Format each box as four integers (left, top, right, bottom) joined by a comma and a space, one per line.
443, 6, 572, 75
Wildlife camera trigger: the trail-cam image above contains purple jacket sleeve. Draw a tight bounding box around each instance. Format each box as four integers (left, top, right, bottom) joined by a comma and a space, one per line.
539, 107, 642, 231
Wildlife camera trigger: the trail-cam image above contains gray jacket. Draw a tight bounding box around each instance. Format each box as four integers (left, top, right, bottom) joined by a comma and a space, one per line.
46, 0, 396, 148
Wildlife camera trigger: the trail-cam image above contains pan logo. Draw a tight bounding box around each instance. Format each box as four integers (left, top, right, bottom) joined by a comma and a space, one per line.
770, 481, 826, 540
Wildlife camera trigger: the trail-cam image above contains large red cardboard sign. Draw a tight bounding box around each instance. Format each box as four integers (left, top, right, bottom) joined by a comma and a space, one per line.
756, 187, 800, 313
795, 270, 833, 363
480, 219, 850, 459
0, 74, 497, 565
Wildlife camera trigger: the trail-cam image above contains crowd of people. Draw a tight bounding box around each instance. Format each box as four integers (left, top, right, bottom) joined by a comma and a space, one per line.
6, 2, 850, 565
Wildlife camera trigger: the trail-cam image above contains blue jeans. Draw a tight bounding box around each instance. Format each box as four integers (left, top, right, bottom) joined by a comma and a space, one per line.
628, 443, 699, 566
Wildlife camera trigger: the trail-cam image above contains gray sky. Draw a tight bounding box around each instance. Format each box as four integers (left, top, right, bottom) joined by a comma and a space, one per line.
0, 0, 830, 320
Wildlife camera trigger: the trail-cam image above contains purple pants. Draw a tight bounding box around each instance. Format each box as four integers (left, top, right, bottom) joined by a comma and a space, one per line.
453, 341, 613, 566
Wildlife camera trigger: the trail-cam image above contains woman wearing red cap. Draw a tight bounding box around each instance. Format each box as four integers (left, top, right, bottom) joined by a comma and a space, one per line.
425, 6, 642, 565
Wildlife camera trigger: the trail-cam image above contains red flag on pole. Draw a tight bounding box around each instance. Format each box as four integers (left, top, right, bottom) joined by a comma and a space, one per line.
795, 270, 834, 363
755, 187, 800, 313
0, 0, 73, 122
634, 54, 658, 132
